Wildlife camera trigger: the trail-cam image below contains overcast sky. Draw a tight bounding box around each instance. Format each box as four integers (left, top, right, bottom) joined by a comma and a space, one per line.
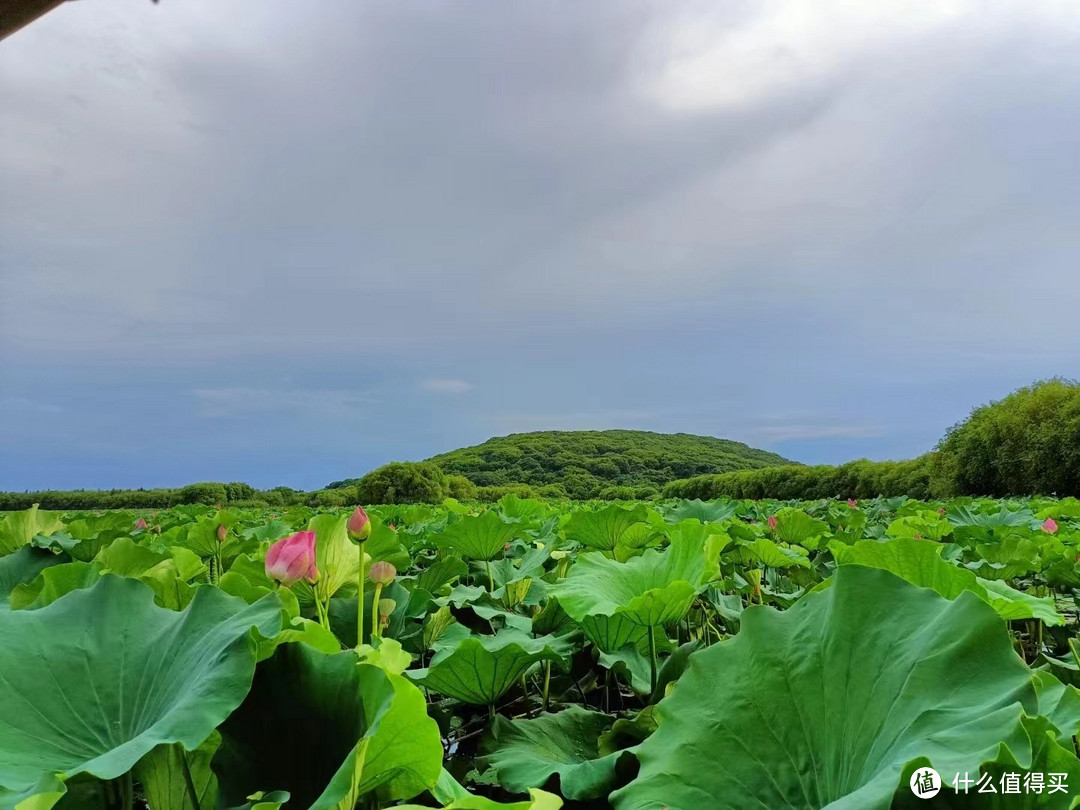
2, 0, 1079, 491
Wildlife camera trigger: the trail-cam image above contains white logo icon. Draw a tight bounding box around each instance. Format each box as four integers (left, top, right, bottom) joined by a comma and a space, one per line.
910, 767, 941, 798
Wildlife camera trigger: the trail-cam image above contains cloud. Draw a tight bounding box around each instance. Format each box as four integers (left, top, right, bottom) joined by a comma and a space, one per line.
4, 0, 1079, 367
421, 378, 473, 394
0, 396, 62, 414
192, 387, 373, 418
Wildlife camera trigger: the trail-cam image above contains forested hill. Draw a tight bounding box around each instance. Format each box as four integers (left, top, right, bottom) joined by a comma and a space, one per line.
425, 430, 794, 499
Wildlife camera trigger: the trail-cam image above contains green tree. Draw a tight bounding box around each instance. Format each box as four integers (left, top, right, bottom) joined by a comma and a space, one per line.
931, 379, 1080, 497
356, 462, 448, 504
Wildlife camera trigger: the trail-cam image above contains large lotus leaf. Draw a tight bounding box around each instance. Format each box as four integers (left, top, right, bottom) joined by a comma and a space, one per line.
415, 556, 469, 594
611, 566, 1044, 810
737, 536, 811, 569
134, 734, 220, 810
830, 537, 1063, 625
9, 560, 103, 610
886, 512, 953, 541
214, 643, 396, 810
1033, 671, 1080, 742
551, 531, 720, 651
480, 706, 634, 800
364, 517, 412, 571
563, 504, 650, 553
661, 499, 738, 525
772, 507, 831, 548
942, 714, 1080, 810
178, 509, 242, 558
0, 575, 282, 804
0, 506, 64, 556
399, 769, 563, 810
497, 494, 551, 522
0, 546, 61, 609
435, 511, 519, 561
409, 628, 571, 705
357, 669, 443, 802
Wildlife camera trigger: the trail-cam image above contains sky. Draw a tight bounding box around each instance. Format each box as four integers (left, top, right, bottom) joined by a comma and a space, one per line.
2, 0, 1080, 492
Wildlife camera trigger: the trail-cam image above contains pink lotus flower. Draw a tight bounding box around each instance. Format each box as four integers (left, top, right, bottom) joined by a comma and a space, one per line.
847, 499, 857, 509
265, 531, 319, 586
767, 515, 778, 531
217, 524, 228, 543
1043, 518, 1059, 534
134, 518, 147, 530
347, 506, 371, 543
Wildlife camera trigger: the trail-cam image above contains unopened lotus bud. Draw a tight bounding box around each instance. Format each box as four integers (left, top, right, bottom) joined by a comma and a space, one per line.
265, 530, 319, 586
378, 597, 396, 618
1044, 518, 1059, 534
767, 515, 778, 531
347, 506, 372, 542
846, 499, 857, 509
134, 518, 147, 530
217, 524, 228, 543
368, 561, 397, 586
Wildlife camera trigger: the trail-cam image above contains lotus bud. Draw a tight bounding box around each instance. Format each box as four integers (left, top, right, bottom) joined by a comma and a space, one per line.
767, 515, 778, 531
846, 499, 857, 509
368, 561, 397, 586
217, 524, 228, 543
134, 518, 147, 530
378, 597, 397, 618
347, 506, 372, 543
937, 508, 946, 515
1044, 517, 1059, 534
265, 530, 319, 586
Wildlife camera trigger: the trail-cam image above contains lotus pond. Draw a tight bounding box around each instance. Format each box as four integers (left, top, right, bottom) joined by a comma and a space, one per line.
2, 495, 1080, 809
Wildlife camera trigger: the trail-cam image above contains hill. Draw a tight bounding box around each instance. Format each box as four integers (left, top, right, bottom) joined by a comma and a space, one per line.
423, 429, 795, 499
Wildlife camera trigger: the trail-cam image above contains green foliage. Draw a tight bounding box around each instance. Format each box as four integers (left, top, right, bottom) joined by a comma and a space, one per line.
0, 576, 281, 804
613, 566, 1046, 810
446, 474, 479, 500
6, 487, 1080, 808
663, 456, 932, 500
933, 379, 1080, 497
357, 461, 449, 504
177, 481, 228, 506
224, 482, 257, 501
428, 430, 793, 500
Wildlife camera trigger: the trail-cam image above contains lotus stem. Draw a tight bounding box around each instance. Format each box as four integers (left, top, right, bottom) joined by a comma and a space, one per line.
648, 626, 658, 694
542, 661, 551, 712
357, 549, 366, 649
177, 743, 202, 810
485, 559, 494, 594
120, 771, 134, 810
372, 583, 384, 638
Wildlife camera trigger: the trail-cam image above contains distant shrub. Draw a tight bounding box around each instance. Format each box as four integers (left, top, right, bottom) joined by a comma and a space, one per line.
537, 484, 569, 499
357, 462, 448, 504
931, 379, 1080, 497
308, 489, 349, 507
175, 482, 228, 506
224, 482, 257, 502
227, 499, 270, 509
663, 457, 931, 501
446, 475, 478, 501
598, 485, 636, 501
475, 484, 538, 503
